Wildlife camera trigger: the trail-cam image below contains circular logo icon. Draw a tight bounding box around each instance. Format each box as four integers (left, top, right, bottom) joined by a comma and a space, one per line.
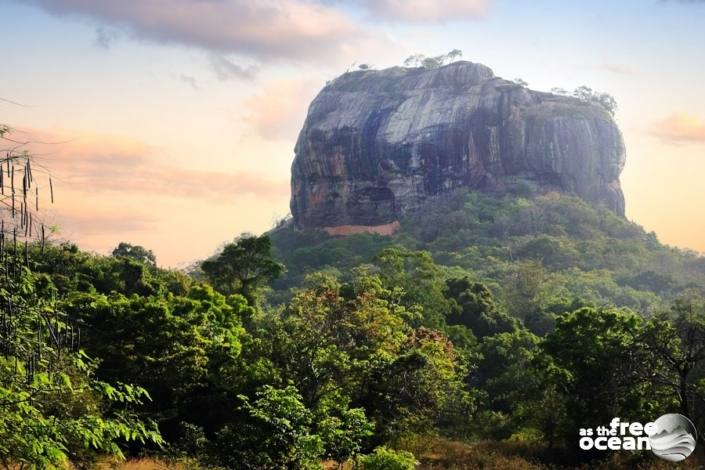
649, 413, 697, 462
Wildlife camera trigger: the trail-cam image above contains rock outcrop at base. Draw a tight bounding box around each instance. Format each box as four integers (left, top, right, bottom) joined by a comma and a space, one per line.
290, 61, 626, 230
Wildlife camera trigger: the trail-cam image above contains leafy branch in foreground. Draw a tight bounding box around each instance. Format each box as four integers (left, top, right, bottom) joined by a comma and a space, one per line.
0, 126, 163, 468
0, 125, 53, 248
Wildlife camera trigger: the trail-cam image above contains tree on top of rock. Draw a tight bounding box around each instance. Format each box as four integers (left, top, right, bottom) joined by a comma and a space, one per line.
403, 49, 463, 69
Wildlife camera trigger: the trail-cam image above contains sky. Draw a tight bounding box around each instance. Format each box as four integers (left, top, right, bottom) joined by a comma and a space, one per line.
1, 0, 704, 267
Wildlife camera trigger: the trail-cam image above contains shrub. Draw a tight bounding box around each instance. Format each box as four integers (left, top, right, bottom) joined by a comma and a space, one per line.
357, 446, 416, 470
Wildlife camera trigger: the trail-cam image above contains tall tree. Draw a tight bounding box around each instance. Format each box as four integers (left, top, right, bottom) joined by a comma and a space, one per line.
445, 277, 518, 338
541, 307, 655, 452
639, 300, 705, 437
201, 235, 284, 305
112, 242, 157, 267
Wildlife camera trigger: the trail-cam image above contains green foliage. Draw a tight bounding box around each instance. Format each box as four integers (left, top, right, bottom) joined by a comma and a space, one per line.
112, 242, 157, 267
572, 86, 618, 116
60, 284, 249, 450
256, 272, 471, 442
445, 277, 518, 338
539, 307, 663, 450
9, 185, 705, 468
0, 256, 162, 468
212, 385, 324, 469
476, 329, 540, 415
550, 86, 618, 116
639, 300, 705, 428
261, 189, 705, 462
319, 406, 375, 461
270, 190, 704, 318
28, 242, 191, 297
375, 247, 449, 327
201, 234, 284, 304
357, 446, 417, 470
403, 49, 463, 69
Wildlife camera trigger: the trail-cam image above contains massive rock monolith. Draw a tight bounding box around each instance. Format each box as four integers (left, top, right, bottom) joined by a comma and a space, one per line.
290, 61, 626, 234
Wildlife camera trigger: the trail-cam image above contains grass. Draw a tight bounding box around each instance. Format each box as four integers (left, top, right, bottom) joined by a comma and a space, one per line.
396, 436, 703, 470
12, 442, 699, 470
91, 457, 206, 470
400, 438, 546, 469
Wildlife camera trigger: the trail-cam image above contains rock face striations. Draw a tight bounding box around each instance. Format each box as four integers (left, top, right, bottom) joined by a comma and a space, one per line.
290, 61, 626, 234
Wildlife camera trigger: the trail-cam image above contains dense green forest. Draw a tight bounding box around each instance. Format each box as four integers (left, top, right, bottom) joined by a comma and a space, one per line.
3, 181, 705, 468
270, 190, 705, 324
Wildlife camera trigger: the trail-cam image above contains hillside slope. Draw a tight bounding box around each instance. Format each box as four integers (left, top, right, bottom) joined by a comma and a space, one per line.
271, 190, 705, 323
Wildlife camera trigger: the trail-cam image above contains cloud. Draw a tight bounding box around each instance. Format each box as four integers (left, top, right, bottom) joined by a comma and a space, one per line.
581, 62, 635, 75
178, 74, 200, 90
56, 208, 157, 235
22, 0, 377, 64
13, 128, 290, 200
21, 0, 491, 64
210, 55, 257, 81
94, 26, 119, 48
2, 127, 292, 266
356, 0, 490, 22
650, 113, 705, 144
244, 78, 322, 140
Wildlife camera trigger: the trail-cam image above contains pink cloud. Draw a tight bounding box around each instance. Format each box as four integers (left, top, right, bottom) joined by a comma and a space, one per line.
650, 113, 705, 144
244, 78, 322, 140
23, 0, 376, 64
55, 207, 157, 235
11, 128, 289, 200
359, 0, 491, 22
0, 127, 292, 266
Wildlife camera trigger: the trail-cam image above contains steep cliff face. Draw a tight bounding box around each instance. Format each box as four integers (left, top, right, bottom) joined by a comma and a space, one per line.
290, 61, 626, 232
